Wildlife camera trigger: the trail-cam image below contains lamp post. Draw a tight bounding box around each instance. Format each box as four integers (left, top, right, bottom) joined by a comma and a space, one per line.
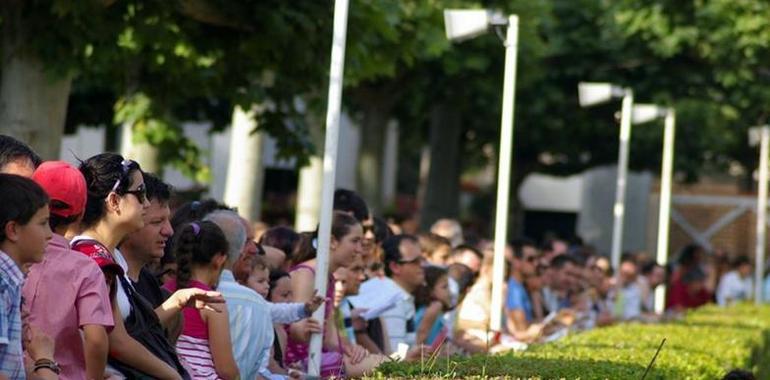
444, 9, 518, 333
750, 126, 770, 305
308, 0, 349, 376
578, 82, 634, 270
632, 104, 676, 313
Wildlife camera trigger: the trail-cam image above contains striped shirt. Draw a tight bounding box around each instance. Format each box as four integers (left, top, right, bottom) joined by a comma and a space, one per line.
165, 279, 220, 380
0, 250, 25, 379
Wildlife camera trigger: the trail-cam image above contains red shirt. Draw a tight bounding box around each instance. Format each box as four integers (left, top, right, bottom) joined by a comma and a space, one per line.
666, 278, 712, 310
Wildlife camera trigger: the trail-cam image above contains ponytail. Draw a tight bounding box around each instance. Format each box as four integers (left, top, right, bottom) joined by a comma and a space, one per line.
172, 221, 229, 289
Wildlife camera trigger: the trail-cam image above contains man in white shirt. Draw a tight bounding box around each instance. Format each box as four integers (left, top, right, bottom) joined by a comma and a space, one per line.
204, 210, 273, 380
353, 235, 424, 356
716, 256, 753, 306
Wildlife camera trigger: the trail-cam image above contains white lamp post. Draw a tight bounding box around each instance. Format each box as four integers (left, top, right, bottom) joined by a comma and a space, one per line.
308, 0, 349, 376
578, 82, 634, 270
444, 9, 517, 333
632, 104, 676, 313
750, 126, 770, 305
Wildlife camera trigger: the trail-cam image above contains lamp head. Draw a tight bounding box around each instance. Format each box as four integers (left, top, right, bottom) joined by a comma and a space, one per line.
632, 104, 668, 124
444, 9, 506, 42
578, 82, 626, 107
749, 125, 770, 147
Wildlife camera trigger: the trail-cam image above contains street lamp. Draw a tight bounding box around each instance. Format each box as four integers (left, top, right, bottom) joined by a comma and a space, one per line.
444, 9, 517, 333
577, 82, 633, 271
633, 104, 676, 313
749, 126, 770, 305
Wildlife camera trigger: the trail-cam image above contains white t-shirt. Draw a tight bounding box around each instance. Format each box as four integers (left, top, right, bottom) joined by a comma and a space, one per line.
351, 277, 416, 354
716, 271, 753, 306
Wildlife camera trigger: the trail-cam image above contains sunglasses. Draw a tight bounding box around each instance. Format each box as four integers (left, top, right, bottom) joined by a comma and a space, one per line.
111, 159, 135, 192
524, 255, 538, 263
124, 184, 147, 203
398, 256, 423, 265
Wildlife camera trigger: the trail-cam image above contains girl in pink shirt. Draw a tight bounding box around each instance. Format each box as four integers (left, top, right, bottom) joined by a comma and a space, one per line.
165, 221, 239, 380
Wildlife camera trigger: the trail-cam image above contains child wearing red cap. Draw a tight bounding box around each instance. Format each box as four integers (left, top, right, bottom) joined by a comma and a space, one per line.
23, 161, 114, 380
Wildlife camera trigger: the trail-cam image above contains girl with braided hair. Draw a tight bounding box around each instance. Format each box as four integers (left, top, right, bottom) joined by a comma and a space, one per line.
164, 221, 239, 380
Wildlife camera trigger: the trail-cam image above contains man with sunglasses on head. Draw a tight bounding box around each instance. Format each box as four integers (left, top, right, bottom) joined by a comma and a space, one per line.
504, 237, 544, 343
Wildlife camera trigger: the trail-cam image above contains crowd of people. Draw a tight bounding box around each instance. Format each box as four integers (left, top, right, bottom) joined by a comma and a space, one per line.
0, 133, 764, 379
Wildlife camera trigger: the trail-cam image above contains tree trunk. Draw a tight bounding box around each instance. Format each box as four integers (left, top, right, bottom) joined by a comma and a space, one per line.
295, 115, 326, 232
224, 106, 266, 223
420, 104, 462, 230
0, 3, 71, 159
356, 107, 388, 214
120, 123, 162, 173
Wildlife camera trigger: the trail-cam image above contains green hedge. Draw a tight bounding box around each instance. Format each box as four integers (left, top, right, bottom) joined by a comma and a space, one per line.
372, 304, 770, 379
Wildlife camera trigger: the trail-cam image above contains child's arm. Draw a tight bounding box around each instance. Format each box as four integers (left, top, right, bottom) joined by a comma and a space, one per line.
416, 302, 442, 346
269, 302, 308, 324
204, 308, 240, 380
82, 325, 108, 380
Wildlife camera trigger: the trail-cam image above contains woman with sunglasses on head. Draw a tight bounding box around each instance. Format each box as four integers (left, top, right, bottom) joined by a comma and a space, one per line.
73, 153, 222, 380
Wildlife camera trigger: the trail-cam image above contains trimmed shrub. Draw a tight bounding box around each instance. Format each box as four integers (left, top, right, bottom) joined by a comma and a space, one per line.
373, 304, 770, 379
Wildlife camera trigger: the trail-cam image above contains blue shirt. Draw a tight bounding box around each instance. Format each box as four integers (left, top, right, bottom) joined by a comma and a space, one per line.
505, 277, 533, 322
218, 270, 274, 380
0, 250, 25, 379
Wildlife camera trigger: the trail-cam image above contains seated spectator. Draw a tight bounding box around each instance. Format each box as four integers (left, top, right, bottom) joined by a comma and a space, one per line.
638, 261, 666, 312
414, 266, 453, 348
431, 218, 463, 248
612, 256, 643, 320
164, 222, 239, 380
352, 234, 427, 361
716, 256, 753, 306
287, 212, 383, 377
0, 173, 57, 380
0, 134, 41, 177
541, 254, 580, 313
119, 173, 174, 309
75, 153, 197, 379
204, 210, 274, 380
667, 267, 712, 311
24, 162, 113, 380
455, 251, 495, 352
418, 233, 452, 266
505, 238, 543, 343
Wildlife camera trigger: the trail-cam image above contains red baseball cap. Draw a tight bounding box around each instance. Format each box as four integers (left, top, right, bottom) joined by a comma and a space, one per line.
32, 161, 87, 218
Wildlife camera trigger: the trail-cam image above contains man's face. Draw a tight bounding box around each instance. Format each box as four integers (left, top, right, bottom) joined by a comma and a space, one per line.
362, 217, 375, 257
738, 263, 752, 278
554, 263, 578, 291
1, 157, 35, 178
391, 240, 425, 292
517, 245, 538, 277
122, 200, 173, 263
619, 261, 638, 286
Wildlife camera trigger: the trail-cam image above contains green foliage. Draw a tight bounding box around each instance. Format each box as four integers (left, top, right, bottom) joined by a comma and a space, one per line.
374, 304, 770, 379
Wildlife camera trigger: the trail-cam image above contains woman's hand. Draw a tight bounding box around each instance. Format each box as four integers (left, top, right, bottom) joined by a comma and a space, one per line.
172, 288, 225, 312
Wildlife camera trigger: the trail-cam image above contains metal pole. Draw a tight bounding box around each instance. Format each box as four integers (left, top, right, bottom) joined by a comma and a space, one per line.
490, 15, 519, 333
755, 126, 769, 305
308, 0, 349, 375
610, 91, 634, 270
654, 109, 675, 313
